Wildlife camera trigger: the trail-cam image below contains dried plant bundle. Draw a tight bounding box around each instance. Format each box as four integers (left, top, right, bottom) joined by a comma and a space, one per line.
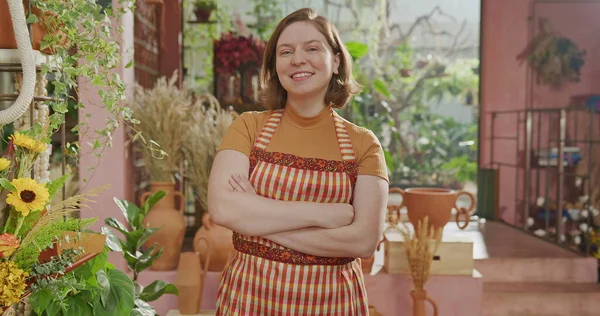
182, 94, 237, 211
130, 72, 193, 182
399, 216, 443, 290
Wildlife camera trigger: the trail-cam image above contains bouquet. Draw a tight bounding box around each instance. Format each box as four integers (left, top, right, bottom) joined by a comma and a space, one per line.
0, 123, 103, 312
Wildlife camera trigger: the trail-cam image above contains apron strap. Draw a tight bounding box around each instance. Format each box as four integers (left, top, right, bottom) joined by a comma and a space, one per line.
253, 109, 284, 150
332, 110, 357, 161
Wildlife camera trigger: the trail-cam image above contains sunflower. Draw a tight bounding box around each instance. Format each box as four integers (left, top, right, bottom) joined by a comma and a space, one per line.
0, 158, 10, 171
10, 132, 46, 153
6, 178, 50, 216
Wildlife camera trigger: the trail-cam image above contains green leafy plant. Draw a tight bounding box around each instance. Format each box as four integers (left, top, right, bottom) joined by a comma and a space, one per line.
194, 0, 216, 10
25, 0, 139, 179
28, 247, 136, 316
102, 190, 179, 315
518, 18, 586, 88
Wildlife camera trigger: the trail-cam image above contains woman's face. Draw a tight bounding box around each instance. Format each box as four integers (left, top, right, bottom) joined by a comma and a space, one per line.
275, 21, 340, 100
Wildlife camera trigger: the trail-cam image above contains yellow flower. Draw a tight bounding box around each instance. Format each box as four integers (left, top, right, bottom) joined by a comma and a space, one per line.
6, 178, 49, 216
10, 132, 46, 153
0, 234, 20, 258
0, 261, 28, 307
0, 158, 10, 171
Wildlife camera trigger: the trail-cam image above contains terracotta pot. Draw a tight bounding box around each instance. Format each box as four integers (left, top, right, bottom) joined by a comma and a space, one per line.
0, 1, 62, 54
193, 213, 234, 272
361, 238, 384, 274
175, 248, 211, 315
141, 182, 185, 271
392, 187, 475, 233
193, 8, 213, 22
410, 290, 438, 316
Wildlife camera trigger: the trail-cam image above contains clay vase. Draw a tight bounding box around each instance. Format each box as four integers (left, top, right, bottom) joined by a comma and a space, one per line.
410, 290, 438, 316
175, 247, 211, 315
141, 182, 185, 271
361, 238, 384, 274
193, 213, 234, 272
393, 187, 476, 234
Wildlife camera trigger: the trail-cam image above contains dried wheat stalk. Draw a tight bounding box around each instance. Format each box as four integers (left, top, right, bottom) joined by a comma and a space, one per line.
130, 72, 194, 182
182, 94, 237, 211
399, 216, 443, 290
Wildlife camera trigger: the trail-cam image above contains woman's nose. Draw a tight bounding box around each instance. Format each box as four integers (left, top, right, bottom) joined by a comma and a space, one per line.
291, 51, 307, 65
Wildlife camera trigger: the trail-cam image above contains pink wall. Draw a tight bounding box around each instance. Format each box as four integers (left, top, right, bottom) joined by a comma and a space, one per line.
480, 0, 600, 224
77, 0, 135, 268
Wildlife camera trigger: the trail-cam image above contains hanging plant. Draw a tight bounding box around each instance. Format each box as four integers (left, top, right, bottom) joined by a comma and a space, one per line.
517, 18, 586, 88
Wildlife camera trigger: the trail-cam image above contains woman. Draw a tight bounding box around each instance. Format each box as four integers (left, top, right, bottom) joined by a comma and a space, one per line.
207, 7, 389, 315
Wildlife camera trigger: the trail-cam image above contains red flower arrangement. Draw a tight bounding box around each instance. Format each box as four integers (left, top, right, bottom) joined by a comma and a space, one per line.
213, 33, 266, 74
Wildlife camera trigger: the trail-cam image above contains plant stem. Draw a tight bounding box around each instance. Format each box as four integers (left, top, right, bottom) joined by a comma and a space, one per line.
13, 213, 25, 237
2, 209, 14, 234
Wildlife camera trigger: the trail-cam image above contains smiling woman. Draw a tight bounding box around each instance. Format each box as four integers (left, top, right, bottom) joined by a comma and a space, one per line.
207, 7, 389, 316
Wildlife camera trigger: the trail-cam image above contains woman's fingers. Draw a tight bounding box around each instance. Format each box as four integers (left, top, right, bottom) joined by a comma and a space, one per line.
229, 177, 244, 192
231, 174, 256, 194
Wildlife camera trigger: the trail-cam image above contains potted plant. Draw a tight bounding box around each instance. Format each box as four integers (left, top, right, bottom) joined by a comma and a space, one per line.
193, 0, 216, 22
182, 93, 237, 272
129, 73, 194, 270
517, 18, 586, 88
24, 191, 179, 316
0, 0, 63, 54
2, 0, 141, 163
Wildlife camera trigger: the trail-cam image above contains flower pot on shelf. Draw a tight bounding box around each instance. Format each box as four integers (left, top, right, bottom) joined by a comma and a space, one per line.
140, 182, 186, 271
0, 1, 64, 54
193, 8, 213, 23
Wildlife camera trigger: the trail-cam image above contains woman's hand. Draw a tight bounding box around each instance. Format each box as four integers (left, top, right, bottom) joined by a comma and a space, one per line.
229, 174, 256, 194
229, 173, 353, 229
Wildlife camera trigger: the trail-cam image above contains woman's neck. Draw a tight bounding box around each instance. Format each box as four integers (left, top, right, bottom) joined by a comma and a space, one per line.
286, 93, 327, 117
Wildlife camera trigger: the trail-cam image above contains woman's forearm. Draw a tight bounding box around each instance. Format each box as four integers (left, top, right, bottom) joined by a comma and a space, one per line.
207, 150, 354, 237
264, 221, 382, 259
208, 189, 353, 236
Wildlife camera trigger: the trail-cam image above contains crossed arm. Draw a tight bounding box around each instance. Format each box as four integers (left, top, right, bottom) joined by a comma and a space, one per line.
207, 149, 388, 259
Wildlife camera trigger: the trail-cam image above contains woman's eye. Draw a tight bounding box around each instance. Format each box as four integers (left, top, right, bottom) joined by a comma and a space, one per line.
280, 51, 291, 56
307, 47, 318, 52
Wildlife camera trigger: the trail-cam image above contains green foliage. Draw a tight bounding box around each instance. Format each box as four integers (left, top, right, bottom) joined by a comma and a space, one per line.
45, 174, 71, 201
29, 247, 136, 316
28, 0, 136, 172
102, 190, 179, 315
394, 108, 478, 185
184, 0, 233, 93
194, 0, 216, 10
29, 249, 83, 315
248, 0, 282, 40
14, 218, 97, 272
345, 41, 369, 60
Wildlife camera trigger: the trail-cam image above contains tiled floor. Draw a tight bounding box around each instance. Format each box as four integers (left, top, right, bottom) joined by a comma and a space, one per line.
445, 219, 581, 259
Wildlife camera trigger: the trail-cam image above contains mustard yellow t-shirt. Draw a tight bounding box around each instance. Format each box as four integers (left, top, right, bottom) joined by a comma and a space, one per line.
218, 106, 389, 182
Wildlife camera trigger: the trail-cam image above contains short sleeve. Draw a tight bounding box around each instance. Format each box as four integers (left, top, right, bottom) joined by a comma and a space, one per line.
356, 130, 389, 182
217, 112, 263, 157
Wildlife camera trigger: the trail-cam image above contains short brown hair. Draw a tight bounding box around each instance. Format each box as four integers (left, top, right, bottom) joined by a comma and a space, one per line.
258, 8, 362, 110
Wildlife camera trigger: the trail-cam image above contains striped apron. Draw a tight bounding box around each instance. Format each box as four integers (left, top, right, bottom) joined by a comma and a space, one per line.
216, 108, 369, 315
